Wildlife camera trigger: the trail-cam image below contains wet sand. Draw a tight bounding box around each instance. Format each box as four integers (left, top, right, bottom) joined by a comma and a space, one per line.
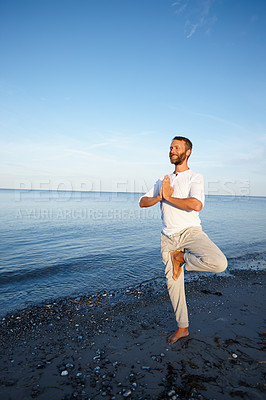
0, 269, 265, 400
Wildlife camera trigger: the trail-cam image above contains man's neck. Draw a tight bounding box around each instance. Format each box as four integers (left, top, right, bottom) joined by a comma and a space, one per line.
174, 162, 189, 175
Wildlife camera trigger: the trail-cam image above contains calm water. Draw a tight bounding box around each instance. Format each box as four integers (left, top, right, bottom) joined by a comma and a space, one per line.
0, 189, 265, 316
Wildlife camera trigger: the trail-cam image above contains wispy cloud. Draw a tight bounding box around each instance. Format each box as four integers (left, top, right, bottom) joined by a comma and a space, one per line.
63, 147, 118, 164
186, 22, 198, 39
3, 162, 51, 174
172, 0, 217, 38
234, 148, 264, 162
227, 147, 266, 176
172, 1, 188, 15
195, 112, 243, 129
89, 142, 109, 149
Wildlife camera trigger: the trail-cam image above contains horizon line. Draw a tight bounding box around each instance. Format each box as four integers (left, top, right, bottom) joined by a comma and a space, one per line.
0, 187, 265, 198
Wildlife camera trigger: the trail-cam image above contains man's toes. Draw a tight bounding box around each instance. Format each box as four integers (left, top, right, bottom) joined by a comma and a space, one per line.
167, 334, 175, 344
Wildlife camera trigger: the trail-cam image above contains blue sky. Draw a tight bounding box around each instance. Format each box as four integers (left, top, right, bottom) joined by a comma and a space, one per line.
1, 0, 266, 196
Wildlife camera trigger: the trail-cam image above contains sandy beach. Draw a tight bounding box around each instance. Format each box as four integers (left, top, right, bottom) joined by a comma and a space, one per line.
0, 269, 265, 400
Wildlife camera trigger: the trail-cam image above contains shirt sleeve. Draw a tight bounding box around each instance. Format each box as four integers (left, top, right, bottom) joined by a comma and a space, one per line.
189, 173, 205, 206
138, 179, 162, 204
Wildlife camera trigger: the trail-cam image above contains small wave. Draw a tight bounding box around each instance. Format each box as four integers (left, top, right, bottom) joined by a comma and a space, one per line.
0, 260, 91, 284
0, 249, 159, 285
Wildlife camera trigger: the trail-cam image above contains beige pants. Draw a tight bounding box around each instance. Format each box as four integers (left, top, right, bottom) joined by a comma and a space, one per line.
161, 226, 227, 328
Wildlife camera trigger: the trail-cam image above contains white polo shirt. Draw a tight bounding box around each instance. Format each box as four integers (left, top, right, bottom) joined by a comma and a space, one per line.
140, 169, 205, 236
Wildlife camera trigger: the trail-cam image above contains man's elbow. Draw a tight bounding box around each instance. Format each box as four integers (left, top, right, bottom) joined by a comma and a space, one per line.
139, 198, 146, 208
193, 200, 203, 212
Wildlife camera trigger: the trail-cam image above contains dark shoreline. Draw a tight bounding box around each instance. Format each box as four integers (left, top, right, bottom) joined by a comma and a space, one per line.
1, 269, 265, 400
0, 274, 168, 320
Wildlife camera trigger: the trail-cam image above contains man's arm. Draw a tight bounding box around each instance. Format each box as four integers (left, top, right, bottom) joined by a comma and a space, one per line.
139, 180, 166, 208
139, 194, 162, 208
163, 196, 203, 211
139, 181, 166, 208
162, 175, 203, 211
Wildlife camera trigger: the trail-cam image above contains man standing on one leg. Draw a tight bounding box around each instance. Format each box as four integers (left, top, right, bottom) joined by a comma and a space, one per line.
139, 136, 227, 344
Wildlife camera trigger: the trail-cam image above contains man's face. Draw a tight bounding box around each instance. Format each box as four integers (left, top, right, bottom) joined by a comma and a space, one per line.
169, 140, 190, 165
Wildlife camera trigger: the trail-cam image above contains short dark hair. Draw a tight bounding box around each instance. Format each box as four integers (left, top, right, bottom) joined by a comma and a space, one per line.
172, 136, 192, 152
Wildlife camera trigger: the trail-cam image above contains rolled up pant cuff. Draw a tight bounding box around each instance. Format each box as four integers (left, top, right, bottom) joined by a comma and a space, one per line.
177, 321, 189, 328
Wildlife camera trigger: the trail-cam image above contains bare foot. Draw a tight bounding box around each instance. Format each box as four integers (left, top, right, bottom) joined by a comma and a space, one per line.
170, 250, 185, 280
167, 328, 189, 344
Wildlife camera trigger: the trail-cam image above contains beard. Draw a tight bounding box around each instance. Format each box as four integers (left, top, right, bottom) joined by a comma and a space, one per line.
170, 151, 187, 165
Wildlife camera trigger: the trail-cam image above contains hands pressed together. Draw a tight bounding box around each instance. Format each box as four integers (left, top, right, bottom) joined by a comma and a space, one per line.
159, 175, 173, 201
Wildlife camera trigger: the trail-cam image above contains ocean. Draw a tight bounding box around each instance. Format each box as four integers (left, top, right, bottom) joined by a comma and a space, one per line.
0, 189, 265, 317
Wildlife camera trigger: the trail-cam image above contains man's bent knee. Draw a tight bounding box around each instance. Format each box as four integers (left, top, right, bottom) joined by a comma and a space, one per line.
215, 254, 227, 273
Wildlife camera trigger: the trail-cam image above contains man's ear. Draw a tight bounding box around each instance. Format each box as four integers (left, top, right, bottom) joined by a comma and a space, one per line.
186, 149, 191, 158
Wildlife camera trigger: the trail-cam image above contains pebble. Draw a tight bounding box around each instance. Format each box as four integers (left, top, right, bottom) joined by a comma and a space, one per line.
123, 389, 132, 397
232, 353, 238, 358
168, 389, 176, 396
61, 370, 68, 376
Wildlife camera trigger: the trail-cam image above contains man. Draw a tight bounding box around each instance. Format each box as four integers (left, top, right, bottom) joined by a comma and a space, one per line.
139, 136, 227, 344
